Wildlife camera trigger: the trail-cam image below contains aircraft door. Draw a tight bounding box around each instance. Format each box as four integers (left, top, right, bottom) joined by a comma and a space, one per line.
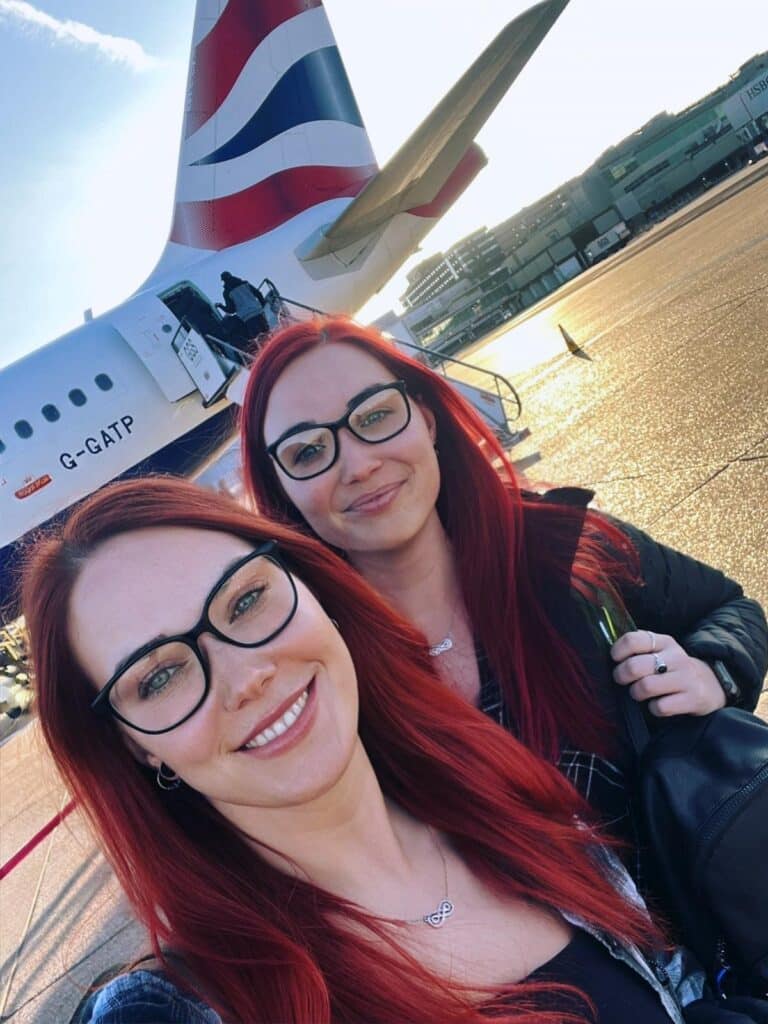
109, 295, 199, 402
172, 322, 235, 407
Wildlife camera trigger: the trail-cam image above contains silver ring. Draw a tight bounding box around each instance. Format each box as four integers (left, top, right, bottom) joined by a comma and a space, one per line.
653, 652, 667, 675
646, 630, 656, 653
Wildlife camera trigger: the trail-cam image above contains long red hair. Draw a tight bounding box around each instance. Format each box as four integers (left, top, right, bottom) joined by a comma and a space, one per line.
25, 477, 657, 1024
240, 318, 639, 761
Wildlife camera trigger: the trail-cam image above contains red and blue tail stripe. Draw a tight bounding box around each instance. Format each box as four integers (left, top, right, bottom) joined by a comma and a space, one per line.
170, 0, 376, 252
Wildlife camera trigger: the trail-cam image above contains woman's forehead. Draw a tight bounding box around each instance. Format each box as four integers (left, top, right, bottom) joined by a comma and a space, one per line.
68, 528, 254, 656
65, 528, 320, 687
264, 342, 397, 436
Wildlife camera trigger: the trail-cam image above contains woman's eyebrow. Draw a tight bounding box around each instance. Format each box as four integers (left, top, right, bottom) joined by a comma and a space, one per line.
276, 419, 322, 440
344, 382, 393, 409
109, 553, 252, 675
207, 553, 257, 598
112, 634, 169, 677
276, 382, 393, 440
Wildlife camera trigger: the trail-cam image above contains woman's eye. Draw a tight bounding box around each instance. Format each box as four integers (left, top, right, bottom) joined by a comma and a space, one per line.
231, 586, 266, 621
293, 443, 325, 465
138, 665, 180, 700
358, 407, 390, 428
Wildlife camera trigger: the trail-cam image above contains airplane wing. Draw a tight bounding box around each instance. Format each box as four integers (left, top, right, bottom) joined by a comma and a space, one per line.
300, 0, 569, 260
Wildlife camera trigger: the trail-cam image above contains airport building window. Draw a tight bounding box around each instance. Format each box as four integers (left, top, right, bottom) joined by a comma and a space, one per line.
69, 388, 87, 407
42, 404, 61, 422
95, 373, 114, 391
15, 420, 33, 439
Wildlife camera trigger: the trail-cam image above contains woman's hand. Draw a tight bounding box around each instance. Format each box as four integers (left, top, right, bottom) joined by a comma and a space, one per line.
610, 630, 726, 717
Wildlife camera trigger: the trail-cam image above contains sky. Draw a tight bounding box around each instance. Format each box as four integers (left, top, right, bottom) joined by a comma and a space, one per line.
0, 0, 765, 369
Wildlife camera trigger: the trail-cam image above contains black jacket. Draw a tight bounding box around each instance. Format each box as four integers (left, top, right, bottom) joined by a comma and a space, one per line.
527, 487, 766, 718
479, 488, 766, 889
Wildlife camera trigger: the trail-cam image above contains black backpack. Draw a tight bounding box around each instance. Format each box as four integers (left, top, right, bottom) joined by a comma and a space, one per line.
595, 599, 768, 995
625, 700, 768, 994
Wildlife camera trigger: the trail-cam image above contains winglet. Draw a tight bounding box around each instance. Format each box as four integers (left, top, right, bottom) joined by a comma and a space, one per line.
301, 0, 569, 260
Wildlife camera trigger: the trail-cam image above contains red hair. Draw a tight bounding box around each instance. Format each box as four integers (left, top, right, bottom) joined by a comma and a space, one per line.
24, 477, 657, 1024
241, 317, 639, 761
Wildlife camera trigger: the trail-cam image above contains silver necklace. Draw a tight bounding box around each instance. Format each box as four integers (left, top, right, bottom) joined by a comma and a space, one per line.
427, 594, 461, 658
428, 635, 454, 657
405, 828, 455, 928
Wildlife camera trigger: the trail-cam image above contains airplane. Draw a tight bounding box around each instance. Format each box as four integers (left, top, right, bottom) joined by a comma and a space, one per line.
0, 0, 568, 615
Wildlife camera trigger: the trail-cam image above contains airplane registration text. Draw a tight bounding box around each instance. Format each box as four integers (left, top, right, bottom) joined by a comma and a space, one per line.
60, 416, 135, 470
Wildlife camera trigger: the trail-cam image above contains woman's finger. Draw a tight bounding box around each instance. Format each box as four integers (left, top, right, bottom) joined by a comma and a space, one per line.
613, 651, 673, 685
628, 673, 683, 702
610, 629, 674, 662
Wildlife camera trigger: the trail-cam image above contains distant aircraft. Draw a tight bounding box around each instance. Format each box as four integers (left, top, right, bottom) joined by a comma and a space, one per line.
0, 0, 567, 613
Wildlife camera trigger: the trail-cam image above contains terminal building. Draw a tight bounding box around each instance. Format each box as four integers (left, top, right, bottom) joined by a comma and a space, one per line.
377, 52, 768, 354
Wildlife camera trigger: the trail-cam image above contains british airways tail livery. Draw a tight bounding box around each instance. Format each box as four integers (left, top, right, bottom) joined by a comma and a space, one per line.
0, 0, 568, 615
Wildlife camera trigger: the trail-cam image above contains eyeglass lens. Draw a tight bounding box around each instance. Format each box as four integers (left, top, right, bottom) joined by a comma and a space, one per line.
109, 555, 294, 732
275, 385, 409, 479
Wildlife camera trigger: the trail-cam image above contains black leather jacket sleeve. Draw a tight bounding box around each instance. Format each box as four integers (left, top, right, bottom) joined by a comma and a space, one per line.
611, 518, 767, 712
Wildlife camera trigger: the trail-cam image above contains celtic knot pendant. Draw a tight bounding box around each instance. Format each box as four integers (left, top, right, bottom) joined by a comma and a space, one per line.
423, 899, 455, 928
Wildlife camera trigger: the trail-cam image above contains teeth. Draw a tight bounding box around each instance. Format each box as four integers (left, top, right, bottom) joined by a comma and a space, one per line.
243, 690, 309, 750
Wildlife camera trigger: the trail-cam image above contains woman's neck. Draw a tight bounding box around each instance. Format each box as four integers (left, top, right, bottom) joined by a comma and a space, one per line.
348, 512, 461, 640
219, 744, 437, 916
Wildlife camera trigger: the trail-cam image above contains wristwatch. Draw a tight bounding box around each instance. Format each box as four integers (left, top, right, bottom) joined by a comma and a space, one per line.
707, 658, 742, 707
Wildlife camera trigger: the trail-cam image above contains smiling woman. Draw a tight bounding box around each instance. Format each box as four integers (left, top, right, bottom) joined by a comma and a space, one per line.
21, 476, 713, 1024
239, 316, 768, 983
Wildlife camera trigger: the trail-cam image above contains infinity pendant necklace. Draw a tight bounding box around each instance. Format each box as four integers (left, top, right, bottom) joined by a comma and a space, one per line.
428, 636, 454, 657
427, 592, 461, 658
405, 827, 455, 928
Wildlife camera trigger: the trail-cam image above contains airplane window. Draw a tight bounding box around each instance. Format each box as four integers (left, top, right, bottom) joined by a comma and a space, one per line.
42, 404, 61, 422
0, 439, 5, 454
15, 420, 33, 439
69, 388, 87, 407
95, 373, 114, 391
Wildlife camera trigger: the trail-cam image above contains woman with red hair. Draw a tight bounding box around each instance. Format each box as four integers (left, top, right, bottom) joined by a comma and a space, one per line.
24, 477, 707, 1023
239, 316, 767, 880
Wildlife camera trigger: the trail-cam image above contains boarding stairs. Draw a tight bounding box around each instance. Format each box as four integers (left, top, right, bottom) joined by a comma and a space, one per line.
194, 289, 525, 450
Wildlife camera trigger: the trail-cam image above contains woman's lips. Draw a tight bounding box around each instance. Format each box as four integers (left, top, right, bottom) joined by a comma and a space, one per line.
344, 481, 403, 515
239, 680, 310, 747
238, 679, 318, 759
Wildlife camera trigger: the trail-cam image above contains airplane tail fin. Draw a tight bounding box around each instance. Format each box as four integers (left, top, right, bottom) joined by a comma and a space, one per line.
149, 0, 378, 274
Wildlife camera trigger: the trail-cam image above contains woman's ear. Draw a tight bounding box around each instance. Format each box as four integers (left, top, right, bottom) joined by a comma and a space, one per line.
121, 729, 161, 770
416, 400, 437, 443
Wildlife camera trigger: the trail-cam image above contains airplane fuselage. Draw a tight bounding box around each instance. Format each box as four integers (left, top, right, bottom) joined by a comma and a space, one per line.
0, 197, 433, 611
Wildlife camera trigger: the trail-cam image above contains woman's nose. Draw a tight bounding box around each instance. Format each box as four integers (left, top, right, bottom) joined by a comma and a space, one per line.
200, 634, 277, 711
337, 431, 383, 484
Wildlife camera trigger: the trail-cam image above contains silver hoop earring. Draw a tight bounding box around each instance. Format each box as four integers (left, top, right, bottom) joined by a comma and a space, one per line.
156, 762, 181, 791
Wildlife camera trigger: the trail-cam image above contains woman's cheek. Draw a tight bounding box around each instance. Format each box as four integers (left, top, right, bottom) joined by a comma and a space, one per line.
292, 479, 338, 532
153, 714, 219, 771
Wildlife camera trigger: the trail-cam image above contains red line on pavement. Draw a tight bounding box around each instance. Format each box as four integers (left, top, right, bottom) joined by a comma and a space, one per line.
0, 799, 77, 880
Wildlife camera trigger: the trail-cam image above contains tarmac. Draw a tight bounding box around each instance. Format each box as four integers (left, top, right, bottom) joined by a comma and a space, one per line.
1, 163, 767, 1022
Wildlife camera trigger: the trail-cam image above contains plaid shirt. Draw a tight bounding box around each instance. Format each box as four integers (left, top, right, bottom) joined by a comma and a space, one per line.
477, 647, 646, 889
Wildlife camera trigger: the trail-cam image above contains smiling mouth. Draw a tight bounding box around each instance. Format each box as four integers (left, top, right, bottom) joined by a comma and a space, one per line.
240, 687, 311, 750
345, 481, 402, 512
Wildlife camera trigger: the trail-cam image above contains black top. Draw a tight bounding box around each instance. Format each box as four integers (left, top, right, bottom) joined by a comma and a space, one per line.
528, 929, 671, 1022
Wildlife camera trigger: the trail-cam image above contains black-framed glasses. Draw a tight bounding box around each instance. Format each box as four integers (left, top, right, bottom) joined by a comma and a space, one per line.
90, 542, 298, 735
266, 381, 411, 480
